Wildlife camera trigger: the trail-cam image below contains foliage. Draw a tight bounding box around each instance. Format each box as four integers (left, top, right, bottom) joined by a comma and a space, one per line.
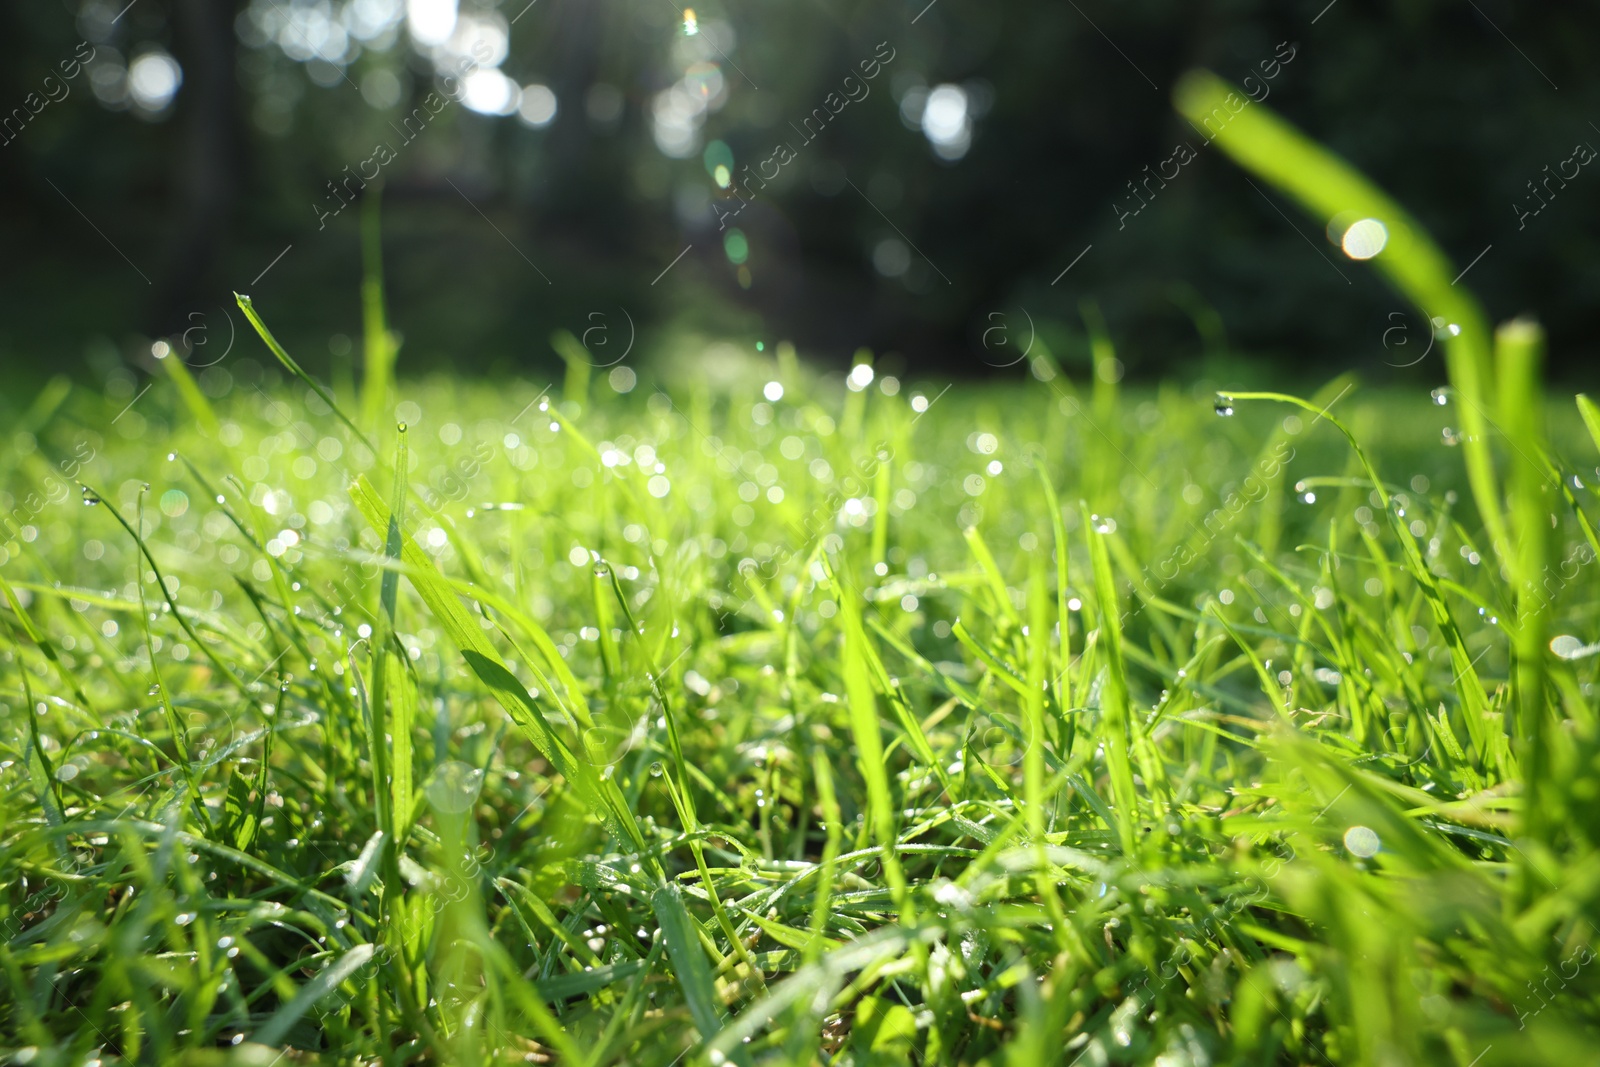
4, 1, 1598, 368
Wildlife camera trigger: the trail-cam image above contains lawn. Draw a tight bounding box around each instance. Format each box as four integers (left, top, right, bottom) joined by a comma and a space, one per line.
3, 317, 1599, 1064
5, 73, 1600, 1067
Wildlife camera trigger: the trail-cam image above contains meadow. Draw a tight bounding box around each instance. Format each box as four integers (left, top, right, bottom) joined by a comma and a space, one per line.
4, 74, 1600, 1067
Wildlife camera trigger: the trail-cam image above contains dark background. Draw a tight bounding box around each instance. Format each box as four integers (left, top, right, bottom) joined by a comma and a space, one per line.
1, 0, 1596, 385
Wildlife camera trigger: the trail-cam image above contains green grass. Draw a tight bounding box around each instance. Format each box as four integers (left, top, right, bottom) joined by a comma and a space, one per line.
5, 74, 1600, 1067
4, 345, 1599, 1066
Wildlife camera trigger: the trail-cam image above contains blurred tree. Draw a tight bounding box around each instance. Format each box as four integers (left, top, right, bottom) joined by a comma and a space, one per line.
0, 0, 1595, 380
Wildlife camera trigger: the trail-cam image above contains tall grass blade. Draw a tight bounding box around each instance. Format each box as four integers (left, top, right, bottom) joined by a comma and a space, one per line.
1173, 70, 1509, 565
1081, 503, 1143, 855
235, 293, 375, 454
360, 189, 398, 432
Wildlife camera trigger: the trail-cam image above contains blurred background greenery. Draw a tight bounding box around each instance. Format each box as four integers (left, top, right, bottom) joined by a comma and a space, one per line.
1, 0, 1596, 386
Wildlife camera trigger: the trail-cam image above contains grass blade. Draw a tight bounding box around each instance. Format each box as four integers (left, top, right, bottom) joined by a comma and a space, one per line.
1173, 70, 1508, 566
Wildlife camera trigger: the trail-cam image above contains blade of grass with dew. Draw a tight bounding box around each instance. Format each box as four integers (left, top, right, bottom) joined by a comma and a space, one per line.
0, 569, 94, 714
84, 485, 249, 694
131, 531, 214, 836
1034, 458, 1073, 747
829, 551, 914, 923
235, 293, 375, 455
369, 425, 408, 920
1496, 319, 1553, 849
599, 555, 766, 995
1222, 392, 1495, 758
1081, 502, 1143, 855
348, 474, 640, 851
250, 943, 376, 1048
1024, 553, 1071, 953
8, 639, 67, 856
1173, 70, 1508, 566
350, 474, 735, 1052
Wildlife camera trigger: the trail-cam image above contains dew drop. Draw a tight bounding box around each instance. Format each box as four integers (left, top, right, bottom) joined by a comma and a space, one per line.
1552, 635, 1586, 659
397, 422, 407, 434
1430, 387, 1450, 406
649, 761, 664, 778
1344, 825, 1381, 858
167, 452, 177, 461
593, 562, 611, 578
1214, 394, 1235, 417
1551, 635, 1600, 660
81, 488, 101, 506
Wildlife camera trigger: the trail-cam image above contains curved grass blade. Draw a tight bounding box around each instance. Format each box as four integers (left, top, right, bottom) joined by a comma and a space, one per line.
250, 943, 375, 1048
1173, 70, 1508, 566
1220, 392, 1493, 757
235, 293, 376, 455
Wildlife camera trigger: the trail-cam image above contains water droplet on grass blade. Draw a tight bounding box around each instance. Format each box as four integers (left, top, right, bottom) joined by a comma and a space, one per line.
1551, 635, 1599, 660
397, 422, 407, 433
1214, 394, 1235, 416
1344, 825, 1380, 858
81, 489, 100, 506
